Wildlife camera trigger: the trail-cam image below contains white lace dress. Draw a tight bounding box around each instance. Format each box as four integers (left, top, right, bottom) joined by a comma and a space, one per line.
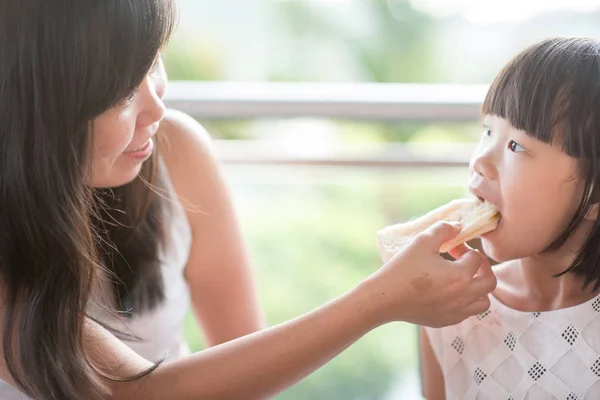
425, 293, 600, 399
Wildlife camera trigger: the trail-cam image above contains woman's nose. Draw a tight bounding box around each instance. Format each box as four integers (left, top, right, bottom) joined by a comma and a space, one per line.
137, 77, 167, 127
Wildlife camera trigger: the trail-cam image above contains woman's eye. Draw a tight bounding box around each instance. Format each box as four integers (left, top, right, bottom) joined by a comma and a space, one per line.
483, 128, 491, 137
149, 58, 162, 75
120, 89, 138, 105
508, 140, 526, 152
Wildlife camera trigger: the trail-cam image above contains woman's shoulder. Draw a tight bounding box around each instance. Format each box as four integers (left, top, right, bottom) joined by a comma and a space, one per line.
156, 109, 231, 232
157, 109, 220, 191
159, 109, 214, 161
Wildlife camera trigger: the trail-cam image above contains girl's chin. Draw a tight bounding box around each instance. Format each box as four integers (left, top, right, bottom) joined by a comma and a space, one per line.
480, 237, 524, 263
480, 237, 506, 263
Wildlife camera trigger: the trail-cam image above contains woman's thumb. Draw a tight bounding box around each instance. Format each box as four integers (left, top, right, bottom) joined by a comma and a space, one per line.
417, 221, 462, 252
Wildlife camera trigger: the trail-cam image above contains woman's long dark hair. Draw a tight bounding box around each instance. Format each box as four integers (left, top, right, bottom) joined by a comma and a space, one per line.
0, 1, 176, 399
94, 154, 171, 316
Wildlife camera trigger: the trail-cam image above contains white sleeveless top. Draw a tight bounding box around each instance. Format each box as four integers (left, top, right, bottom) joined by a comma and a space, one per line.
0, 163, 193, 399
425, 293, 600, 400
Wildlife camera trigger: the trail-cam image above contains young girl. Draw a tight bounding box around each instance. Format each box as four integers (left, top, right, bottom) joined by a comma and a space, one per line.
421, 37, 600, 399
0, 1, 496, 399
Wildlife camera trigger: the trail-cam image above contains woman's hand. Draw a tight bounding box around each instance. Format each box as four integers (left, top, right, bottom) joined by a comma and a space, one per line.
358, 221, 496, 328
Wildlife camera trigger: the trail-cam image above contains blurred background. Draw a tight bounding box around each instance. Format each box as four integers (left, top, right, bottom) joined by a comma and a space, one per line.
162, 1, 600, 398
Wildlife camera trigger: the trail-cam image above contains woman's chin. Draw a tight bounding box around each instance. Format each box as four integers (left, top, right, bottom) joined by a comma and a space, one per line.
89, 165, 142, 188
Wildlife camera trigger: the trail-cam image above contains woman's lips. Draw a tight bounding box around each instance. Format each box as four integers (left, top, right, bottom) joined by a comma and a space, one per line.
124, 138, 154, 160
127, 139, 151, 152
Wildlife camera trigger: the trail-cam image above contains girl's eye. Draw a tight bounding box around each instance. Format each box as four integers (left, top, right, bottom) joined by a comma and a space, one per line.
483, 127, 491, 137
508, 140, 526, 152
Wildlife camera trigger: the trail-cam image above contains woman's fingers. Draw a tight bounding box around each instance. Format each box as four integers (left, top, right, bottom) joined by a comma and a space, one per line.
448, 242, 474, 260
462, 296, 492, 318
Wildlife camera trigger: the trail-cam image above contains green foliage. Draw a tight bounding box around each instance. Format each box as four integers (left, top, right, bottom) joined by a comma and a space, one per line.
268, 0, 435, 83
162, 36, 225, 81
350, 0, 436, 83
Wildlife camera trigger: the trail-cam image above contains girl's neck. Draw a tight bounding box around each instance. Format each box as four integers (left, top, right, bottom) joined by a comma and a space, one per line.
493, 258, 597, 312
493, 224, 599, 312
520, 256, 594, 309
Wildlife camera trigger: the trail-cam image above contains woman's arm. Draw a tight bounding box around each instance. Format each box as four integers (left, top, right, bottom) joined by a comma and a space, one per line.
420, 327, 446, 400
100, 222, 494, 399
160, 110, 264, 346
95, 283, 390, 399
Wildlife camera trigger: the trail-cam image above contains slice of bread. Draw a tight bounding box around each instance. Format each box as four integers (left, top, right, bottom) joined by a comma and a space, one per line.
377, 198, 500, 262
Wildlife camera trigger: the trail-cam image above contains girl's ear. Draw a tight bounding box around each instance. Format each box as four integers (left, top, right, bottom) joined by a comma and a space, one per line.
585, 203, 599, 220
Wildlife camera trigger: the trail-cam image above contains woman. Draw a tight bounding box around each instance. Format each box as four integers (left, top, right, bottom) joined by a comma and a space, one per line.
0, 1, 496, 399
13, 0, 263, 373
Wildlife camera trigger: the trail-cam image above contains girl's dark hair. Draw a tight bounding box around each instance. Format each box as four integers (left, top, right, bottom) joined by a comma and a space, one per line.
0, 1, 176, 399
482, 37, 600, 290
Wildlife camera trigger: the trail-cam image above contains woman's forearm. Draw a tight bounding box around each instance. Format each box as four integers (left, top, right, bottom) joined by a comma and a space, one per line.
97, 222, 494, 399
112, 283, 378, 399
